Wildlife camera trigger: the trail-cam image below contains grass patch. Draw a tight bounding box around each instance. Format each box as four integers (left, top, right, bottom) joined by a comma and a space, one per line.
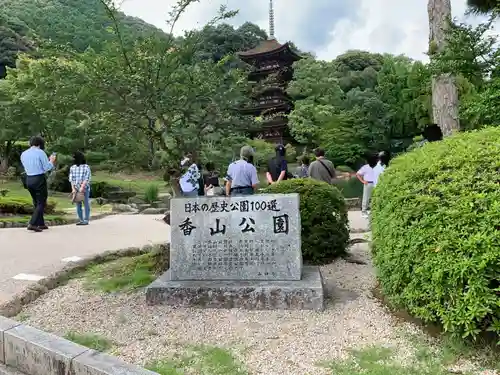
92, 171, 167, 195
0, 180, 76, 209
319, 345, 455, 375
148, 345, 248, 375
81, 252, 162, 292
402, 328, 500, 372
16, 312, 30, 322
0, 214, 66, 223
64, 331, 113, 352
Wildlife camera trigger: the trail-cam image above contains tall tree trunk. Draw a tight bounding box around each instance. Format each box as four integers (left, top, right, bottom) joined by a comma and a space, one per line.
147, 117, 155, 167
428, 0, 460, 136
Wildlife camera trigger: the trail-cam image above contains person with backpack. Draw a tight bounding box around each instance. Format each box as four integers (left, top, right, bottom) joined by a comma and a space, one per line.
308, 148, 336, 184
266, 144, 290, 185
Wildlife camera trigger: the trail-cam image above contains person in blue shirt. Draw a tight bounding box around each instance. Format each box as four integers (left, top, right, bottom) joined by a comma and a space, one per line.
225, 146, 259, 196
20, 136, 56, 232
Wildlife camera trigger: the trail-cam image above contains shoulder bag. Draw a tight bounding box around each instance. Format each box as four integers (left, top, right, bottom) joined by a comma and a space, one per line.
318, 160, 335, 181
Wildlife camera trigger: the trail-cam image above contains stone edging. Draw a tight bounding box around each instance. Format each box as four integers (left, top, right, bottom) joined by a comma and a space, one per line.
0, 212, 114, 229
0, 244, 168, 318
350, 228, 370, 234
344, 197, 361, 211
0, 244, 168, 375
0, 316, 159, 375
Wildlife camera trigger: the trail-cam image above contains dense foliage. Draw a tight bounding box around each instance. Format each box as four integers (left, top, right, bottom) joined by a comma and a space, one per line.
0, 0, 165, 60
287, 14, 499, 168
263, 179, 349, 264
371, 127, 500, 340
0, 0, 498, 179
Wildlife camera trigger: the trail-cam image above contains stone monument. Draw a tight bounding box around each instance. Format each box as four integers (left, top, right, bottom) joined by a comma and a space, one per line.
146, 193, 324, 310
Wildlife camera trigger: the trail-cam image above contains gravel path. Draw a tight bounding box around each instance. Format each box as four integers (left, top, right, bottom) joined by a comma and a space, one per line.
14, 238, 498, 374
16, 240, 426, 375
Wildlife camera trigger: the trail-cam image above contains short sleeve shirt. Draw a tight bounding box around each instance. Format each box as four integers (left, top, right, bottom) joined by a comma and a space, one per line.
226, 160, 259, 188
357, 164, 375, 183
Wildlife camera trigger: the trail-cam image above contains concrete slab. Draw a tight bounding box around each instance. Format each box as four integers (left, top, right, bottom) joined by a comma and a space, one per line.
71, 350, 158, 375
0, 363, 26, 375
348, 211, 370, 233
0, 317, 21, 364
3, 324, 89, 375
146, 266, 324, 311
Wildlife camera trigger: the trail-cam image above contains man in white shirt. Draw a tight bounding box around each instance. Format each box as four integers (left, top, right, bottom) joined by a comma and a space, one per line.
179, 154, 200, 197
356, 154, 378, 217
373, 151, 390, 187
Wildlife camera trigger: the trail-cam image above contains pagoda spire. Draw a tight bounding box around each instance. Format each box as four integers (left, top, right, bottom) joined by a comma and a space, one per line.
269, 0, 275, 39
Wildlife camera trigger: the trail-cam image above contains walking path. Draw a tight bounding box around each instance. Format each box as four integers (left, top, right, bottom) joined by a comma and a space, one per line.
0, 214, 169, 304
0, 211, 368, 306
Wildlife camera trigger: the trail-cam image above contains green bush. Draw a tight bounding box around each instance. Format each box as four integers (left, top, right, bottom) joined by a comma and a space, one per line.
0, 196, 56, 214
371, 127, 500, 341
248, 139, 275, 170
90, 181, 120, 198
285, 143, 297, 163
144, 184, 159, 203
263, 178, 349, 264
48, 166, 72, 193
333, 176, 363, 198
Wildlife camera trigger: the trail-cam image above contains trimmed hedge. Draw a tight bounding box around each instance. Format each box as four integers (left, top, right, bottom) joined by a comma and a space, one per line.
0, 196, 57, 215
371, 127, 500, 341
263, 178, 349, 264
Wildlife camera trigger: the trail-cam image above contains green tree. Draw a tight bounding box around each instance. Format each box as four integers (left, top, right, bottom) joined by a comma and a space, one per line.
0, 0, 165, 53
432, 15, 500, 128
0, 13, 32, 79
66, 0, 253, 193
288, 52, 429, 166
287, 57, 343, 145
466, 0, 499, 14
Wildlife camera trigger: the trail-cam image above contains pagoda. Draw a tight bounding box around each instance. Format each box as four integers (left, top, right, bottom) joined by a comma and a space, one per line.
237, 0, 301, 143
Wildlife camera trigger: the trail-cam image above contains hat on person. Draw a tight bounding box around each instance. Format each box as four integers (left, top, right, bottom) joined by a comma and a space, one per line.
240, 145, 255, 159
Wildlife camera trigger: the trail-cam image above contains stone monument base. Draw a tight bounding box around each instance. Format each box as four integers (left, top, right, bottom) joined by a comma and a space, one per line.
146, 266, 324, 311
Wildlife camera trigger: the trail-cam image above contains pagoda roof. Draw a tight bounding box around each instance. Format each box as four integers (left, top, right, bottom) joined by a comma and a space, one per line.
238, 39, 301, 61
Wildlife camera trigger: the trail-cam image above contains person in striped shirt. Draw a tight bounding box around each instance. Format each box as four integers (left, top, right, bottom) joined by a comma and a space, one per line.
69, 151, 91, 225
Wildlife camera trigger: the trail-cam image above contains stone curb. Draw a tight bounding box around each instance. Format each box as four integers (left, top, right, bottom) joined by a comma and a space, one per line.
349, 228, 370, 234
0, 243, 169, 318
0, 316, 158, 375
0, 212, 114, 229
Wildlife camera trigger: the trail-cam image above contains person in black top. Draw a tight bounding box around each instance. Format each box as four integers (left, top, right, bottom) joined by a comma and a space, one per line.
266, 144, 289, 185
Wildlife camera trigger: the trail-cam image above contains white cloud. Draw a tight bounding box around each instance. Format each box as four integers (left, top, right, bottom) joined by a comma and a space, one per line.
319, 0, 497, 61
119, 0, 499, 61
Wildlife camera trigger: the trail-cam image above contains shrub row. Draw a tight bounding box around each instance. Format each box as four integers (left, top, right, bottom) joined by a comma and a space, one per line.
0, 196, 57, 215
371, 126, 500, 341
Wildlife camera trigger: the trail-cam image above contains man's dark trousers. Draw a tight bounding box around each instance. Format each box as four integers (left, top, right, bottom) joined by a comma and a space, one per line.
26, 174, 47, 227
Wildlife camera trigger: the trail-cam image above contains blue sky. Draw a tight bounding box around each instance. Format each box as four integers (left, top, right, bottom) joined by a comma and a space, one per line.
120, 0, 499, 61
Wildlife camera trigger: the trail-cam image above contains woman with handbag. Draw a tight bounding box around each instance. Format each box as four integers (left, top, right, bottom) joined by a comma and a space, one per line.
69, 151, 91, 225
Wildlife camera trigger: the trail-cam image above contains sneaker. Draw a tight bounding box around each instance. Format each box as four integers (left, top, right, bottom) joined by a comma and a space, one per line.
361, 212, 369, 218
76, 221, 89, 226
27, 225, 42, 232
